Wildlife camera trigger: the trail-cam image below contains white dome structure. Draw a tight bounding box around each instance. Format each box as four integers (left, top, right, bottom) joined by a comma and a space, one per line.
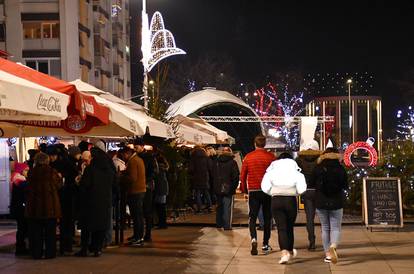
166, 88, 259, 118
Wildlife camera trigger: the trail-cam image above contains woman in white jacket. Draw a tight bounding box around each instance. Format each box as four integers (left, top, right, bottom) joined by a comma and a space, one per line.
261, 152, 307, 264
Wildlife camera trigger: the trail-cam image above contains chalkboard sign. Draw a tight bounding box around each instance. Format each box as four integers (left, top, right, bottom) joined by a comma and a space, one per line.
363, 177, 403, 228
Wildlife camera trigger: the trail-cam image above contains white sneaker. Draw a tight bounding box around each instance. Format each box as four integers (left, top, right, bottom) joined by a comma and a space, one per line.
279, 251, 291, 264
329, 245, 338, 264
291, 248, 298, 258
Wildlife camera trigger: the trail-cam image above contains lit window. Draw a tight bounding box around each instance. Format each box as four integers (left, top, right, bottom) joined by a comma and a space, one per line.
23, 21, 59, 39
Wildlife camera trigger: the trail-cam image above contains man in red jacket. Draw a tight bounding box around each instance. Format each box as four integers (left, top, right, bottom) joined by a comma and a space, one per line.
240, 135, 276, 255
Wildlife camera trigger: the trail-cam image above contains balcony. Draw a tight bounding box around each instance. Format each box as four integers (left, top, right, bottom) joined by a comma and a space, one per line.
23, 38, 60, 50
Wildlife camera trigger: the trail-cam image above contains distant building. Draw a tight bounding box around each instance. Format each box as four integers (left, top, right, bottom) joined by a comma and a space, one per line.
0, 0, 131, 99
306, 96, 383, 157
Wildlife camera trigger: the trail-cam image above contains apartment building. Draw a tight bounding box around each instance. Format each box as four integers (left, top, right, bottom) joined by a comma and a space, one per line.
0, 0, 131, 99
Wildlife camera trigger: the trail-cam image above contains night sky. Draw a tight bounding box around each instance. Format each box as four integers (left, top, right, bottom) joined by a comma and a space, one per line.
130, 0, 414, 137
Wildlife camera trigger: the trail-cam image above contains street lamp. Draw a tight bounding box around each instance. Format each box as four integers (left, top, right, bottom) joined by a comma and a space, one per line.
346, 79, 353, 143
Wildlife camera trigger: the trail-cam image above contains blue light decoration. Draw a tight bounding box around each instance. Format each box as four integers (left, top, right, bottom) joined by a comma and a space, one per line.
396, 106, 414, 142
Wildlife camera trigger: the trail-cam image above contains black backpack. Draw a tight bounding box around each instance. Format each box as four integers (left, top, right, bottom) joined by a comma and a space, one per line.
318, 165, 344, 196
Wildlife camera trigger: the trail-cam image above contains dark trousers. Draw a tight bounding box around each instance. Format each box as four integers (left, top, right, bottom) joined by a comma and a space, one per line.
156, 203, 167, 228
15, 216, 28, 253
303, 190, 316, 245
216, 195, 234, 229
195, 189, 212, 211
143, 189, 153, 239
28, 218, 57, 259
272, 196, 297, 251
248, 191, 271, 245
127, 193, 145, 240
60, 188, 75, 253
80, 228, 105, 252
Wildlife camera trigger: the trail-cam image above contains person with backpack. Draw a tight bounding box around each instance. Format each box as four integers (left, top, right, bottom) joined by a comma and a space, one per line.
312, 148, 348, 264
261, 152, 307, 264
212, 147, 240, 230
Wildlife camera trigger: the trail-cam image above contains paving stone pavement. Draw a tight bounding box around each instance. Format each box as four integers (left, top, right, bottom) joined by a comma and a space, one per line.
0, 224, 413, 274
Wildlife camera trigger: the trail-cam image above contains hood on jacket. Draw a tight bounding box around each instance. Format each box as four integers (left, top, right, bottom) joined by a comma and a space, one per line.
217, 151, 234, 163
298, 150, 322, 162
14, 162, 29, 174
317, 152, 342, 164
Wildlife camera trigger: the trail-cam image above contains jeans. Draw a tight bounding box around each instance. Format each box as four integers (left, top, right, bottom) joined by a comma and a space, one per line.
248, 191, 271, 245
316, 208, 343, 252
216, 195, 234, 229
143, 189, 153, 239
104, 207, 113, 245
272, 196, 297, 252
303, 190, 316, 245
195, 189, 212, 211
28, 218, 57, 259
127, 193, 145, 240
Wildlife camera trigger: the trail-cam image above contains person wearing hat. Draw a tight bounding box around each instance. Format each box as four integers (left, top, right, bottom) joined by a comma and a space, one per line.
133, 138, 158, 242
296, 140, 322, 251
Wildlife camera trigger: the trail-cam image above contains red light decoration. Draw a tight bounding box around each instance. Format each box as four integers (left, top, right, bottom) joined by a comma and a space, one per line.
344, 141, 378, 167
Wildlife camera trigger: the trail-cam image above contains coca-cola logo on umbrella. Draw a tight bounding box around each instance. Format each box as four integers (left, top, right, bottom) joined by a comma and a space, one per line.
37, 94, 62, 113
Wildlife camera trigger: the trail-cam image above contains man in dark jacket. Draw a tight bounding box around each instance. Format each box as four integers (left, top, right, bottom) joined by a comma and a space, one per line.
188, 147, 212, 213
296, 142, 321, 251
212, 147, 240, 230
75, 148, 116, 257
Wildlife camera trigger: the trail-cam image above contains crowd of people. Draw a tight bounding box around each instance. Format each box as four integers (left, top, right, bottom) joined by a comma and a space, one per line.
8, 134, 349, 265
9, 138, 169, 259
240, 135, 348, 265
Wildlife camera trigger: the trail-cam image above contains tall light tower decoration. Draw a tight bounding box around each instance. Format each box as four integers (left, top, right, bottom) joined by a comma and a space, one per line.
141, 0, 186, 110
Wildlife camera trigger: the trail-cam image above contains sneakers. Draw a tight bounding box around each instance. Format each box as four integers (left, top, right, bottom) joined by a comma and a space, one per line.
329, 245, 338, 264
128, 239, 144, 246
279, 251, 291, 264
291, 248, 297, 258
250, 239, 258, 256
324, 257, 332, 263
262, 245, 272, 254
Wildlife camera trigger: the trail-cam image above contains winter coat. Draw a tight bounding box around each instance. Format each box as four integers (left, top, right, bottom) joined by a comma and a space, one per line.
10, 175, 28, 219
312, 152, 348, 210
78, 149, 116, 231
296, 150, 322, 189
139, 151, 159, 189
26, 165, 62, 219
155, 162, 169, 196
188, 148, 211, 190
240, 148, 276, 193
125, 153, 146, 194
212, 152, 240, 196
261, 158, 307, 196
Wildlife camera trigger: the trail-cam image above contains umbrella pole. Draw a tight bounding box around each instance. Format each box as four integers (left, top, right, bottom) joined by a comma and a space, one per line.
18, 126, 23, 162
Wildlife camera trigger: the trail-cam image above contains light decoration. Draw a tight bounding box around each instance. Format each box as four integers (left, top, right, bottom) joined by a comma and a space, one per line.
396, 106, 414, 142
141, 0, 186, 109
344, 138, 378, 167
252, 82, 304, 150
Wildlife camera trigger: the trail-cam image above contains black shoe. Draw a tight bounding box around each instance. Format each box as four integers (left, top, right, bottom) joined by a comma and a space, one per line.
74, 249, 88, 257
308, 242, 316, 251
251, 239, 258, 256
93, 251, 102, 257
129, 239, 144, 246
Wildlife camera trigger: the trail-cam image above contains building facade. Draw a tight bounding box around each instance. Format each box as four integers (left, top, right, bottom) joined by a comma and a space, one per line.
0, 0, 131, 99
306, 96, 383, 158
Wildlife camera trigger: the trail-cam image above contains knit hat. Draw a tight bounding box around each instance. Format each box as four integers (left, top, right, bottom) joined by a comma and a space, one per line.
94, 140, 106, 152
68, 146, 81, 158
14, 162, 29, 174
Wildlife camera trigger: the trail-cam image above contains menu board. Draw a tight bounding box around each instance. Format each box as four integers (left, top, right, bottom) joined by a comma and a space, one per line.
363, 177, 403, 228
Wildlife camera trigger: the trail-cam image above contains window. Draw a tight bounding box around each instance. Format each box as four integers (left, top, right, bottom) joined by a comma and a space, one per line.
23, 21, 59, 39
0, 23, 5, 42
25, 59, 61, 78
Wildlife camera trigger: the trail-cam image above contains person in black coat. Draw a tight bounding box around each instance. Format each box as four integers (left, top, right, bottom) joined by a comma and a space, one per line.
154, 153, 169, 229
75, 147, 116, 257
212, 147, 240, 230
188, 147, 212, 213
311, 147, 348, 264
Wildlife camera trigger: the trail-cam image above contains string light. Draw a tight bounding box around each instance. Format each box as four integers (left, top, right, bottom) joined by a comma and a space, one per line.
396, 106, 414, 142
